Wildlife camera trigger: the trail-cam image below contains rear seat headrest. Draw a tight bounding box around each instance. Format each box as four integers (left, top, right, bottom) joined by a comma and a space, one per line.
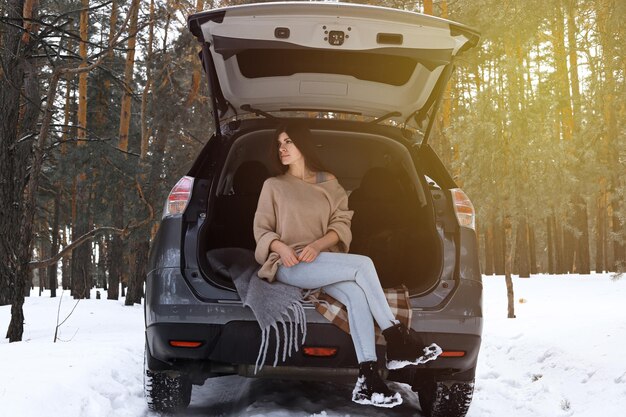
354, 167, 403, 200
233, 161, 270, 195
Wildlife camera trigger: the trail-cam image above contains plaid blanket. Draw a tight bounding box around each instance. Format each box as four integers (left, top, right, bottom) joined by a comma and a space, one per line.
311, 285, 412, 345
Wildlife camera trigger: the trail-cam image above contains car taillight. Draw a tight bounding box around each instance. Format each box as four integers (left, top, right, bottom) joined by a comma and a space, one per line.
163, 176, 194, 218
451, 188, 475, 230
440, 350, 466, 358
169, 340, 203, 348
302, 346, 338, 357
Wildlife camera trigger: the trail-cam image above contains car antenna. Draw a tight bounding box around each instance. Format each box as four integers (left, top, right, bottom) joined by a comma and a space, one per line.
240, 104, 278, 120
369, 111, 402, 124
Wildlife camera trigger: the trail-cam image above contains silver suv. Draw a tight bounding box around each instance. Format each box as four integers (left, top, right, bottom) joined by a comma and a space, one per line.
144, 3, 482, 417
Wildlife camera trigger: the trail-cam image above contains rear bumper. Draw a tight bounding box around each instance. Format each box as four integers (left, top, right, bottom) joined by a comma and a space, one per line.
145, 264, 482, 382
146, 319, 481, 382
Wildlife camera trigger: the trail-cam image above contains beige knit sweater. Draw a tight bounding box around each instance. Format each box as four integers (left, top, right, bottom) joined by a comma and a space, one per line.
253, 174, 354, 281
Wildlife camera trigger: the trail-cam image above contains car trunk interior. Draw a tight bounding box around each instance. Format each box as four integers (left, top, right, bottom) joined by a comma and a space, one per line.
198, 127, 442, 295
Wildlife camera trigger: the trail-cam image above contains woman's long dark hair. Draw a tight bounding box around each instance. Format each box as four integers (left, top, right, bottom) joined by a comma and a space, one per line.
268, 122, 327, 175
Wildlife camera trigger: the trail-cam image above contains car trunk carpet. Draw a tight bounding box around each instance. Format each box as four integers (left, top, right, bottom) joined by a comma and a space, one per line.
206, 248, 307, 373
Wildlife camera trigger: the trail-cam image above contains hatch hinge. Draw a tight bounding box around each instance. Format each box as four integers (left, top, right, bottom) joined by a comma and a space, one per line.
370, 111, 402, 125
240, 104, 279, 120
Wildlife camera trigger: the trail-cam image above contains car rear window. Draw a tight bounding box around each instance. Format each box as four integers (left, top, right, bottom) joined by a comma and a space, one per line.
236, 49, 416, 86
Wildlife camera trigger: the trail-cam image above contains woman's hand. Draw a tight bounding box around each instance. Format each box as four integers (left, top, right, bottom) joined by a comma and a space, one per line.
298, 231, 339, 263
298, 243, 320, 263
273, 242, 300, 267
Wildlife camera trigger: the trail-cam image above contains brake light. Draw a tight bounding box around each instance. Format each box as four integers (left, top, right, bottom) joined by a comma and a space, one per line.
440, 350, 466, 358
163, 176, 194, 218
169, 340, 203, 348
451, 188, 475, 230
303, 346, 338, 357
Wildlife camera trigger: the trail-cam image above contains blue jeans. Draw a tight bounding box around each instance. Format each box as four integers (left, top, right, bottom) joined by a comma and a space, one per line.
276, 252, 398, 363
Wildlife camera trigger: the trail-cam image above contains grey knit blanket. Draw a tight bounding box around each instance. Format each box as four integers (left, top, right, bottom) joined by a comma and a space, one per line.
206, 248, 307, 373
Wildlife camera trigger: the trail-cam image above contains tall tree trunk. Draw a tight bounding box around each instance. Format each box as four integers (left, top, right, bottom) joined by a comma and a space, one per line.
20, 24, 41, 298
563, 221, 576, 273
553, 213, 565, 274
186, 0, 203, 111
595, 190, 606, 273
493, 217, 505, 275
102, 236, 109, 291
423, 0, 433, 15
528, 225, 538, 274
48, 190, 61, 297
132, 0, 156, 306
611, 205, 624, 271
162, 6, 171, 53
516, 216, 531, 278
108, 213, 123, 300
68, 0, 90, 300
71, 174, 91, 299
597, 0, 622, 271
126, 240, 149, 305
504, 217, 516, 318
77, 0, 89, 146
38, 234, 49, 294
102, 0, 117, 105
547, 216, 555, 274
140, 0, 155, 159
2, 0, 39, 341
550, 215, 557, 273
108, 0, 118, 56
603, 202, 610, 271
566, 0, 581, 131
118, 0, 140, 152
484, 222, 495, 275
97, 236, 108, 291
554, 2, 574, 142
21, 0, 38, 44
574, 197, 591, 274
109, 0, 140, 300
61, 77, 72, 155
92, 0, 116, 145
61, 227, 71, 290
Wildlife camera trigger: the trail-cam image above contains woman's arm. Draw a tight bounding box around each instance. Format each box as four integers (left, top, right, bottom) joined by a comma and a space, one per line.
253, 180, 281, 265
254, 179, 302, 268
299, 177, 353, 263
326, 181, 353, 252
298, 230, 339, 263
270, 239, 300, 267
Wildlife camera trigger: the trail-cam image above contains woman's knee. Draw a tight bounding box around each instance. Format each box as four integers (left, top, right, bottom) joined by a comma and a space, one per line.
326, 282, 367, 309
354, 255, 377, 277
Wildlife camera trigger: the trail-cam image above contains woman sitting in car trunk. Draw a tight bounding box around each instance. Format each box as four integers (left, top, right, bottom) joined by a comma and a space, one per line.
253, 122, 442, 408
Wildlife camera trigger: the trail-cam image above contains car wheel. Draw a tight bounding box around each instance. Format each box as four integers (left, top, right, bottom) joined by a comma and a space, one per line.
417, 379, 475, 417
144, 345, 192, 412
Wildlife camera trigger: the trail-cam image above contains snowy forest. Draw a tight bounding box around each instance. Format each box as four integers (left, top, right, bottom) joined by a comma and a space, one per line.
1, 0, 625, 343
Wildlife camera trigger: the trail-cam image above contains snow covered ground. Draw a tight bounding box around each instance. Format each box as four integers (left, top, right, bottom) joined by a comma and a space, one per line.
1, 273, 625, 417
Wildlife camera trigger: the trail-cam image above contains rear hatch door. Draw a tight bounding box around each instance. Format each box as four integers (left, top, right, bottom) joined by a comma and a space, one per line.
188, 2, 479, 133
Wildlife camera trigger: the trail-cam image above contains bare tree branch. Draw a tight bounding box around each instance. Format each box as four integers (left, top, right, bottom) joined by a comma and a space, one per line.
128, 176, 155, 230
29, 226, 125, 269
22, 1, 140, 265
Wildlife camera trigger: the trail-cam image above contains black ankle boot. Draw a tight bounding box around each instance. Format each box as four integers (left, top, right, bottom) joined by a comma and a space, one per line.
351, 361, 403, 408
382, 323, 443, 370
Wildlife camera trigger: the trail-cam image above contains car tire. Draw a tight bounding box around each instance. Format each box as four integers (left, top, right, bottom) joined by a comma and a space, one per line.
144, 345, 192, 412
417, 379, 475, 417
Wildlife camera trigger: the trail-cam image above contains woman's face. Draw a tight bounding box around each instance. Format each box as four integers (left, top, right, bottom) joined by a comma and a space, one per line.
277, 132, 303, 166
